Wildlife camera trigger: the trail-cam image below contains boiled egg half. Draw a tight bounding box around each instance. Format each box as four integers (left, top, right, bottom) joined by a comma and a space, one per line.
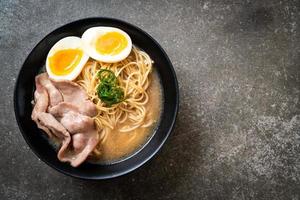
46, 36, 89, 81
81, 27, 132, 63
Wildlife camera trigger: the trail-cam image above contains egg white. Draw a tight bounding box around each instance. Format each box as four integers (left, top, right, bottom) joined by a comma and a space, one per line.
81, 27, 132, 63
46, 36, 89, 81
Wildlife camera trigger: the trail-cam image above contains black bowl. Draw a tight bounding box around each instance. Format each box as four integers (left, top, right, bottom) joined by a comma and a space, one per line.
14, 17, 179, 180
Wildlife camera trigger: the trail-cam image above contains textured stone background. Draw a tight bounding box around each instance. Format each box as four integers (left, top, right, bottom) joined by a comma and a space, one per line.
0, 0, 299, 199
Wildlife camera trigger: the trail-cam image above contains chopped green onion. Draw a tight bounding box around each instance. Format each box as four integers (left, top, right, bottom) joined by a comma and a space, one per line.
96, 69, 124, 106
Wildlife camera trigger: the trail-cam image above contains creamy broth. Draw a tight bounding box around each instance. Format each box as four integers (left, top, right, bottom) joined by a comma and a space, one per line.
47, 69, 162, 165
92, 70, 163, 164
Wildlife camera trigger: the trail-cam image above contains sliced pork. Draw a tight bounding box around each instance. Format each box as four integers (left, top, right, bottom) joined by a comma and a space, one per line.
50, 103, 98, 167
35, 73, 63, 107
32, 76, 53, 138
51, 80, 97, 117
31, 73, 99, 167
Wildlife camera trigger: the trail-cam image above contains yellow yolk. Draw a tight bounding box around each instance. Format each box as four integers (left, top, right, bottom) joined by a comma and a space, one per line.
96, 32, 128, 55
48, 49, 83, 76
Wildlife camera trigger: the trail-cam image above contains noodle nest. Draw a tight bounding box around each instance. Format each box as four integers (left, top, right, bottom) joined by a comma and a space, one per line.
76, 47, 153, 156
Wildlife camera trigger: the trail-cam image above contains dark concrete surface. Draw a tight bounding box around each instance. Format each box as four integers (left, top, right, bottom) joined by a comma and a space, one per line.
1, 0, 299, 199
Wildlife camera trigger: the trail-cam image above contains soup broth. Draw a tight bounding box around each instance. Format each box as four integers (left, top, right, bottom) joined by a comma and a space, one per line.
92, 70, 163, 163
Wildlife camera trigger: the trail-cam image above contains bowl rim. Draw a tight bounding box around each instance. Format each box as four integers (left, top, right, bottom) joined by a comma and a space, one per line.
14, 17, 179, 180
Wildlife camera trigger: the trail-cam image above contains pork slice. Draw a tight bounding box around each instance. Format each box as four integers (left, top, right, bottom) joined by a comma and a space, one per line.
49, 101, 97, 117
31, 77, 54, 137
51, 80, 97, 117
35, 112, 71, 158
60, 111, 99, 167
80, 100, 98, 117
32, 79, 48, 116
49, 102, 81, 116
50, 103, 99, 167
51, 80, 88, 104
36, 73, 63, 107
32, 84, 47, 120
36, 112, 70, 139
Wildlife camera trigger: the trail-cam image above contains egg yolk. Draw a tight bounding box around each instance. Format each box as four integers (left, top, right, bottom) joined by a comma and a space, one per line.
48, 49, 83, 76
96, 32, 128, 55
